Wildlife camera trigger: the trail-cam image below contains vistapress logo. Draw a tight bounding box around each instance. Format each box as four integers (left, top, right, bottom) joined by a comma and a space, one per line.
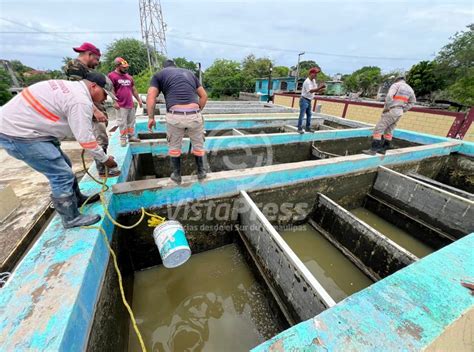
205, 122, 274, 188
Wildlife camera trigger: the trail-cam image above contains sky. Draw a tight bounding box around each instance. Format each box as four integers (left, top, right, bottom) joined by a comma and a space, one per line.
0, 0, 472, 75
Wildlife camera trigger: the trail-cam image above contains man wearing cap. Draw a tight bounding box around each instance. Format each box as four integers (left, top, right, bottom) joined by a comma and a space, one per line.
0, 73, 119, 229
363, 77, 416, 155
147, 60, 208, 184
64, 42, 119, 177
108, 57, 143, 147
298, 67, 326, 134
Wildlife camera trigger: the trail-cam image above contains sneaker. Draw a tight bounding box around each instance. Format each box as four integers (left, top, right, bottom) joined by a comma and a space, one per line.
305, 127, 315, 133
128, 136, 141, 143
297, 128, 304, 134
120, 139, 127, 147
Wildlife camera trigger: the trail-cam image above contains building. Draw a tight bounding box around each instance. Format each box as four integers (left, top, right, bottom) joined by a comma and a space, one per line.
255, 76, 299, 102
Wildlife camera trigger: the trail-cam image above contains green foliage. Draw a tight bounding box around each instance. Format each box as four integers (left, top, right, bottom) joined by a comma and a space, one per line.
406, 61, 441, 98
173, 57, 198, 74
343, 66, 382, 97
134, 69, 154, 94
273, 66, 290, 77
203, 59, 244, 98
10, 60, 31, 74
101, 38, 150, 76
434, 24, 474, 106
292, 60, 330, 82
23, 73, 51, 86
0, 68, 12, 105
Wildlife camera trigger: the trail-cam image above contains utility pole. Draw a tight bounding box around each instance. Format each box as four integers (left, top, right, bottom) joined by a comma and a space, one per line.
267, 64, 273, 103
295, 52, 305, 92
139, 0, 167, 70
196, 62, 202, 85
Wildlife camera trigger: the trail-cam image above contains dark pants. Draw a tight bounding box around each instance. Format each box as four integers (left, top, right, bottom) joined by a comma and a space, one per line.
298, 97, 312, 129
0, 134, 75, 197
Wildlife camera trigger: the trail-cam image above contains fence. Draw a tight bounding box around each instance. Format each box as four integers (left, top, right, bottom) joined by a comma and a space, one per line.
274, 93, 474, 142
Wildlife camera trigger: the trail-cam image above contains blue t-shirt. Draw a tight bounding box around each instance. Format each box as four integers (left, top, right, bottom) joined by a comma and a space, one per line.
150, 67, 201, 111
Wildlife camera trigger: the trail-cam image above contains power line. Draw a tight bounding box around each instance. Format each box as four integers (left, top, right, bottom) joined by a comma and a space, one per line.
0, 28, 425, 61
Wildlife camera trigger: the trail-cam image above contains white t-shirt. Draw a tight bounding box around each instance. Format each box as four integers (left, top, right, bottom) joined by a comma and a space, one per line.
301, 78, 318, 100
0, 80, 108, 162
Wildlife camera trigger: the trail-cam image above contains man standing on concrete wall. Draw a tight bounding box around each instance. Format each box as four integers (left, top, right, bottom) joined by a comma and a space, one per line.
0, 73, 119, 229
363, 77, 416, 155
64, 42, 120, 177
298, 67, 326, 134
146, 60, 208, 184
108, 57, 143, 147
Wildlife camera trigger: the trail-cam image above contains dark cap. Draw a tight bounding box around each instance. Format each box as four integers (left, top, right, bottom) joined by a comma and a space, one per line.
163, 59, 176, 68
85, 72, 117, 100
73, 42, 101, 57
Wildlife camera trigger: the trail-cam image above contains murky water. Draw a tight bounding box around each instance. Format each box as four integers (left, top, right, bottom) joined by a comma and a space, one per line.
351, 208, 434, 258
128, 244, 284, 352
280, 224, 373, 302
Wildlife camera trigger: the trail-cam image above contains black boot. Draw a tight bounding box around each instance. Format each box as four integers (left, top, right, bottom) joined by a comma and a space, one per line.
51, 194, 101, 229
379, 139, 391, 154
170, 157, 182, 184
195, 156, 207, 180
362, 139, 384, 155
73, 178, 100, 207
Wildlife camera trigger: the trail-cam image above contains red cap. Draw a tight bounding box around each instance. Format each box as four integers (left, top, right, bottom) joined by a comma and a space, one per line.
309, 67, 320, 75
73, 42, 101, 57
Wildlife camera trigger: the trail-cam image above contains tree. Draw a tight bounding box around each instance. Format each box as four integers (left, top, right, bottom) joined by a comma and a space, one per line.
203, 59, 244, 98
23, 73, 51, 86
292, 60, 330, 82
434, 24, 474, 106
343, 66, 382, 97
406, 61, 441, 98
241, 54, 273, 92
173, 57, 198, 74
273, 66, 290, 77
0, 68, 12, 105
134, 69, 154, 94
101, 38, 150, 76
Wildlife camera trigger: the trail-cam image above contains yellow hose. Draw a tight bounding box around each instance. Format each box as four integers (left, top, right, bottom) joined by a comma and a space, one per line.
79, 150, 166, 352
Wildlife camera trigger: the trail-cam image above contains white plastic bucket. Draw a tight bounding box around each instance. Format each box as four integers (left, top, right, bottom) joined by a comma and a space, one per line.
152, 220, 191, 268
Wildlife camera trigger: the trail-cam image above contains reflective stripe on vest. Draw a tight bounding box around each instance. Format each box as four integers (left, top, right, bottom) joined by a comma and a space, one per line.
393, 95, 409, 102
21, 88, 61, 122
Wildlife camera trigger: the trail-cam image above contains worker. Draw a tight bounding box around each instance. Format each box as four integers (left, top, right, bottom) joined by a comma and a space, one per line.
363, 77, 416, 155
0, 72, 119, 229
64, 42, 120, 177
108, 57, 143, 147
146, 60, 208, 184
298, 67, 326, 134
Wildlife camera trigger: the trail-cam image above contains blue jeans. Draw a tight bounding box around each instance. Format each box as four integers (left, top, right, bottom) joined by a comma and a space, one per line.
298, 97, 312, 130
0, 135, 75, 197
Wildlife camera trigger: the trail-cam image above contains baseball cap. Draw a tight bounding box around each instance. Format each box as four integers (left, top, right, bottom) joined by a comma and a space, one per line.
309, 67, 320, 74
73, 42, 101, 57
85, 72, 117, 100
114, 57, 129, 67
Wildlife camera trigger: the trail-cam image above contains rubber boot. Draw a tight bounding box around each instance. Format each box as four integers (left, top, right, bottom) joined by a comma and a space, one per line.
170, 157, 182, 184
195, 156, 207, 180
379, 139, 392, 154
51, 194, 101, 229
362, 139, 384, 155
73, 178, 100, 207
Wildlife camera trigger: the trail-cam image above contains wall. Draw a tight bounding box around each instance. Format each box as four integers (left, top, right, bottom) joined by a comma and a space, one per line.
274, 93, 472, 140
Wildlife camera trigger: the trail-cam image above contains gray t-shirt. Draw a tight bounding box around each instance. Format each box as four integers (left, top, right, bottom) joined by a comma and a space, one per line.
150, 67, 201, 111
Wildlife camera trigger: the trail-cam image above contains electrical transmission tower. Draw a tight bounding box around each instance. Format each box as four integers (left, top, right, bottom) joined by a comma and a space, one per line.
139, 0, 167, 70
